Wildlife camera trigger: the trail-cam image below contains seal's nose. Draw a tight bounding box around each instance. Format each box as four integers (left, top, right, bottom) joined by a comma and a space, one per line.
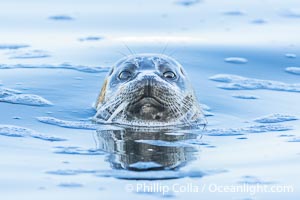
142, 75, 155, 97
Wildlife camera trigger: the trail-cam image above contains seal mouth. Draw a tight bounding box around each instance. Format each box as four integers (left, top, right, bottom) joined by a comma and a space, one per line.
131, 96, 165, 107
127, 97, 167, 121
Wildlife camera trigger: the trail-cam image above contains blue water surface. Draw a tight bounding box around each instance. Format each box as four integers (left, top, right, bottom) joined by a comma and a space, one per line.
0, 0, 300, 199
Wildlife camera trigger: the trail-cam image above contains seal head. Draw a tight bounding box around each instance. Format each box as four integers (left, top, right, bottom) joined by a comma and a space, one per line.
94, 54, 204, 127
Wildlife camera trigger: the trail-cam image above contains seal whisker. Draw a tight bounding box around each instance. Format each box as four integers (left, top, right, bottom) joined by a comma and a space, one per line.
122, 42, 136, 56
165, 99, 179, 119
167, 91, 201, 126
169, 98, 191, 126
107, 101, 129, 122
160, 41, 170, 55
115, 50, 128, 57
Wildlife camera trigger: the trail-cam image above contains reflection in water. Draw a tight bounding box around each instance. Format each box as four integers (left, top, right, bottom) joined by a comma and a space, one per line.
96, 127, 200, 171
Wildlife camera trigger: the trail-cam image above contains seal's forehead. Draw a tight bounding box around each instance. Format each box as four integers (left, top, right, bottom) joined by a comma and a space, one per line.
114, 54, 181, 69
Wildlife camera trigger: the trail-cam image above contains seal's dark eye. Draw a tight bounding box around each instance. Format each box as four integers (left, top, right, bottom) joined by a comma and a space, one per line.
118, 71, 132, 80
163, 71, 176, 79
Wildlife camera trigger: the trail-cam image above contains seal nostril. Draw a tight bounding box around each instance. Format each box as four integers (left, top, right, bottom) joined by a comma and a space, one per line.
143, 77, 153, 97
155, 115, 161, 120
147, 79, 151, 96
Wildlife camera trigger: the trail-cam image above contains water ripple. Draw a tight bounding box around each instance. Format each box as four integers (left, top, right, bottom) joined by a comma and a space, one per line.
210, 74, 300, 92
0, 63, 108, 73
0, 125, 66, 141
254, 114, 298, 123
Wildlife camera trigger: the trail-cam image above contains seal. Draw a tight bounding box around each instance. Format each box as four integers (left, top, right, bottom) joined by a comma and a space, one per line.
93, 54, 205, 127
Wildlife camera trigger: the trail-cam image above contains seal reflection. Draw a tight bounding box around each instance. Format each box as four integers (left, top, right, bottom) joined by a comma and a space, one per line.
96, 128, 199, 171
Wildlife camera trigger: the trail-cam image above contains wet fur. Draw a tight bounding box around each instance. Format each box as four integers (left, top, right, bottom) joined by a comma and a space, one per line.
94, 54, 205, 127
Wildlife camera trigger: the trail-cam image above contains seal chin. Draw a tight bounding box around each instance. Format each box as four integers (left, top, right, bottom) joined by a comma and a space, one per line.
126, 97, 168, 121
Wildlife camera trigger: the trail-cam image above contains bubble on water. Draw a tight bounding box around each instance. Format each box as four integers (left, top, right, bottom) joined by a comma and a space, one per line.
285, 67, 300, 75
175, 0, 201, 6
206, 145, 216, 148
285, 53, 297, 58
47, 168, 225, 180
0, 125, 25, 137
135, 190, 175, 198
238, 175, 275, 185
254, 114, 298, 123
251, 18, 267, 24
0, 44, 30, 50
203, 111, 214, 117
0, 125, 66, 141
0, 63, 108, 73
37, 117, 98, 130
210, 74, 300, 92
288, 138, 300, 142
9, 50, 50, 59
236, 137, 248, 140
199, 103, 214, 116
0, 87, 22, 97
95, 169, 225, 180
200, 104, 210, 110
48, 15, 74, 21
222, 10, 245, 16
79, 36, 104, 42
47, 169, 98, 175
281, 9, 300, 18
232, 94, 259, 99
185, 140, 210, 146
224, 57, 248, 64
53, 146, 104, 155
37, 186, 46, 190
57, 183, 83, 188
0, 93, 53, 106
205, 124, 292, 136
31, 134, 66, 142
278, 134, 295, 137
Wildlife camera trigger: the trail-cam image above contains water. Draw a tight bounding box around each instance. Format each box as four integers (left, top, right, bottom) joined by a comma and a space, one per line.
1, 0, 300, 199
286, 67, 300, 75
